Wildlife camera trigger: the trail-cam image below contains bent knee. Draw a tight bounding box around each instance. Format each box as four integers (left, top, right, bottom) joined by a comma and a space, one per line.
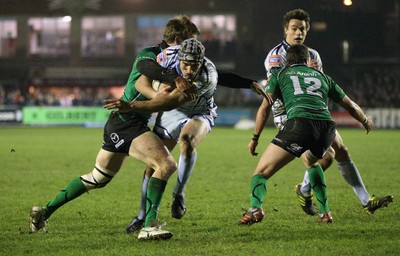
332, 136, 350, 161
80, 166, 115, 190
155, 157, 177, 179
320, 147, 335, 170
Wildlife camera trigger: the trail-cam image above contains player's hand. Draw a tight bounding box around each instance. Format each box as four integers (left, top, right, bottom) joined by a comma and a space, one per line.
307, 59, 320, 70
175, 76, 196, 100
362, 115, 373, 134
155, 84, 173, 97
248, 139, 259, 156
251, 82, 268, 98
103, 99, 132, 112
251, 81, 274, 105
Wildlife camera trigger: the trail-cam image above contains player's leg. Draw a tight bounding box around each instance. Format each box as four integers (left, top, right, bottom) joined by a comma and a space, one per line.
301, 150, 331, 222
332, 130, 393, 213
126, 139, 176, 234
172, 118, 209, 219
295, 146, 335, 216
239, 143, 295, 225
30, 149, 126, 233
333, 130, 370, 205
128, 131, 176, 240
300, 147, 335, 194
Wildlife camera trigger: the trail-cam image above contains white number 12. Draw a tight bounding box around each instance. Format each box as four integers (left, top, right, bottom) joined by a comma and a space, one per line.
289, 76, 322, 98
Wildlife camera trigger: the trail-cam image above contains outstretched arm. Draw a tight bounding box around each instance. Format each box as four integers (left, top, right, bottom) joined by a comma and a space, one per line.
338, 95, 372, 133
218, 71, 271, 100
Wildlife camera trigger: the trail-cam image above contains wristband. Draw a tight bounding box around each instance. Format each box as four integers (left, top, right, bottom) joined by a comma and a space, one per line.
252, 133, 260, 141
362, 117, 368, 125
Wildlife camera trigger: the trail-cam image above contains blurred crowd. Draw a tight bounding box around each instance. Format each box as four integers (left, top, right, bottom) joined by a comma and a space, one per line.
0, 85, 121, 108
343, 67, 400, 108
1, 66, 399, 109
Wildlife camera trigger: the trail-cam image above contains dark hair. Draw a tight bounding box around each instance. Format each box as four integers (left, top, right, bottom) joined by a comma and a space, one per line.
286, 44, 310, 66
163, 15, 200, 44
282, 9, 310, 31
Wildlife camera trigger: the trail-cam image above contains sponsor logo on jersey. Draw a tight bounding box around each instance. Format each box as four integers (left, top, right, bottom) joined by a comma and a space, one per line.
268, 55, 281, 68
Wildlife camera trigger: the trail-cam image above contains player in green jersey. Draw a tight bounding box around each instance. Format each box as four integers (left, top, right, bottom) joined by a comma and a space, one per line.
238, 44, 373, 224
29, 15, 201, 240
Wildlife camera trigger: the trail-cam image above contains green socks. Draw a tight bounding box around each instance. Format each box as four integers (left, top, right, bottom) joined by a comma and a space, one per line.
307, 164, 330, 213
44, 177, 87, 219
250, 174, 267, 209
145, 177, 167, 227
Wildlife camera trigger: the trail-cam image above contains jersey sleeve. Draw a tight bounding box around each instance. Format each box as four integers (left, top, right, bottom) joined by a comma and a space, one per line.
326, 75, 346, 103
265, 72, 280, 96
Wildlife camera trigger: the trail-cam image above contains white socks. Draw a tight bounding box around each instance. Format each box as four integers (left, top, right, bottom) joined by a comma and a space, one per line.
137, 174, 149, 220
173, 151, 197, 196
338, 160, 370, 205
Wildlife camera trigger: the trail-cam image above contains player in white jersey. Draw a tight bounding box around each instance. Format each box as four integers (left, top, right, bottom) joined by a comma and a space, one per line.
154, 39, 218, 220
134, 38, 218, 226
262, 9, 393, 216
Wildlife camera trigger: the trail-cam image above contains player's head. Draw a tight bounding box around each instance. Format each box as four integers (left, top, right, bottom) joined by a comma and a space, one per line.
163, 15, 200, 46
178, 38, 205, 81
286, 44, 310, 66
282, 9, 310, 46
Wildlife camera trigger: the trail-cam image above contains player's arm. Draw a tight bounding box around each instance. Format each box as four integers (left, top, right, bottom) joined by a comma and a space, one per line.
104, 90, 191, 113
137, 59, 192, 93
248, 93, 275, 156
104, 82, 194, 113
217, 71, 270, 100
135, 75, 172, 99
337, 95, 372, 133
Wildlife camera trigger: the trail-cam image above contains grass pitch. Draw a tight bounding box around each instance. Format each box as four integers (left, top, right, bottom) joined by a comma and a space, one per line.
0, 126, 399, 255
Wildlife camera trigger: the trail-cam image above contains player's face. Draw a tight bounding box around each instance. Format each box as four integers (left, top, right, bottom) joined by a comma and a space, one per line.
179, 61, 201, 81
285, 19, 308, 45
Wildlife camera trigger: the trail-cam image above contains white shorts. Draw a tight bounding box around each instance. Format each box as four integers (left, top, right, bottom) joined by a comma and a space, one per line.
153, 109, 215, 142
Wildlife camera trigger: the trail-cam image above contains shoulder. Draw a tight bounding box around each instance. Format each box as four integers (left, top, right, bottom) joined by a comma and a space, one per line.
135, 45, 162, 62
158, 45, 180, 58
265, 42, 287, 71
203, 57, 218, 78
307, 47, 321, 59
268, 41, 286, 56
157, 45, 180, 66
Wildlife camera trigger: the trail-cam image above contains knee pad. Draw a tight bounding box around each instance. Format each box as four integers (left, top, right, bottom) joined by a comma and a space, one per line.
80, 166, 114, 190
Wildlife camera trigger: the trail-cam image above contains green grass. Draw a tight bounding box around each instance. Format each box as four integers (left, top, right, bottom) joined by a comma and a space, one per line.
0, 126, 399, 255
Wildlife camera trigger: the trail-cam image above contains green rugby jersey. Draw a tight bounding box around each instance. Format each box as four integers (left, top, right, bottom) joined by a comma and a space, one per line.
120, 43, 164, 120
266, 64, 346, 121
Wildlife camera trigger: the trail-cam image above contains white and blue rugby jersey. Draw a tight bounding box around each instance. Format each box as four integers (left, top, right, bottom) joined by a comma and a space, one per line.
264, 40, 323, 118
157, 45, 218, 117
